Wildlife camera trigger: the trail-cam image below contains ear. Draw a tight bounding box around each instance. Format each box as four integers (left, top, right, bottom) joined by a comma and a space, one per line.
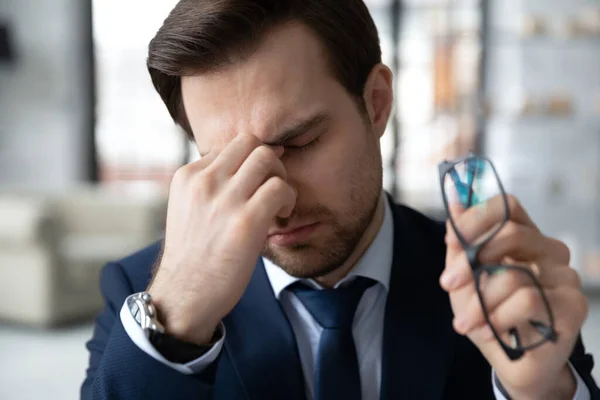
362, 63, 393, 139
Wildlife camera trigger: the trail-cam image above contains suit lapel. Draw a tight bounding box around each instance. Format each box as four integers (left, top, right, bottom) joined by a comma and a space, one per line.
380, 204, 457, 400
223, 259, 306, 400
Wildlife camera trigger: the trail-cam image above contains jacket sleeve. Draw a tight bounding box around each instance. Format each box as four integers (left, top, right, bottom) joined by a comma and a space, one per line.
80, 262, 218, 400
570, 335, 600, 399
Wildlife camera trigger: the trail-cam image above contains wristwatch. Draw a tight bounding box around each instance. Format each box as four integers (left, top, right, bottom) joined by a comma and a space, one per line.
127, 292, 218, 363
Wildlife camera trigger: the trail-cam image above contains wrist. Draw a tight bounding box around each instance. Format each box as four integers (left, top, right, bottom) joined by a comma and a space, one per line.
148, 285, 223, 346
500, 364, 577, 400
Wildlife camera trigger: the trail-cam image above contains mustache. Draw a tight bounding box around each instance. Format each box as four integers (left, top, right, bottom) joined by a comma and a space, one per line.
274, 204, 332, 228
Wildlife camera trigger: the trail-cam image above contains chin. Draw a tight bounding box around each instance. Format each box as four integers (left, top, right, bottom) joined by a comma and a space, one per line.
262, 241, 353, 279
263, 184, 381, 279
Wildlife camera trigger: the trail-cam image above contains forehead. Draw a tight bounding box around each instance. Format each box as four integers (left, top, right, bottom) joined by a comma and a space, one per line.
181, 22, 343, 148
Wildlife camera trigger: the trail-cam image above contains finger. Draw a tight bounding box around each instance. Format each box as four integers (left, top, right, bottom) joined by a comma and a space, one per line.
477, 222, 567, 264
173, 147, 221, 181
469, 323, 495, 342
445, 203, 466, 249
445, 220, 461, 251
210, 133, 264, 177
450, 194, 538, 246
455, 286, 550, 341
442, 200, 473, 287
541, 236, 571, 265
454, 269, 536, 335
440, 240, 556, 294
453, 265, 582, 334
196, 147, 221, 168
440, 250, 472, 291
229, 145, 287, 199
447, 201, 466, 217
246, 176, 297, 231
446, 201, 501, 248
488, 287, 588, 342
442, 236, 573, 294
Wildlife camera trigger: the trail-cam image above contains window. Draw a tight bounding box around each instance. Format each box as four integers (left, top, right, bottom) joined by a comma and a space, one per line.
93, 0, 184, 189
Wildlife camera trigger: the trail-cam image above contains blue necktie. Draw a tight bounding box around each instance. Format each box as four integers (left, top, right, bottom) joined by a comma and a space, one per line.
289, 277, 376, 400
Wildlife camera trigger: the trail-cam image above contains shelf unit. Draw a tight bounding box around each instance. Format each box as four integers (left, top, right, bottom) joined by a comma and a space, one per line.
482, 0, 600, 288
391, 0, 487, 210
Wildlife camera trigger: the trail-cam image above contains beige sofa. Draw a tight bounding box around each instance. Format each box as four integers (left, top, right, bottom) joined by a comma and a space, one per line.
0, 185, 167, 326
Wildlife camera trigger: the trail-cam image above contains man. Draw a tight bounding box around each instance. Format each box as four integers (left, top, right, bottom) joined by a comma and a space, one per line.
81, 0, 599, 399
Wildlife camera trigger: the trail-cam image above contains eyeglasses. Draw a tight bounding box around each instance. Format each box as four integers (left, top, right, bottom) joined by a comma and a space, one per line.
438, 152, 558, 361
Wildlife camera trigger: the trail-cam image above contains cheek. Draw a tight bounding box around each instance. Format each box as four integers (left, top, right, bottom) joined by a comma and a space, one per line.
288, 153, 340, 194
289, 131, 364, 198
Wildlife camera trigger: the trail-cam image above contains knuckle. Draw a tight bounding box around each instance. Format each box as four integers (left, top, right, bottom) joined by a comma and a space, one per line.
562, 290, 588, 336
519, 287, 540, 311
580, 294, 590, 321
572, 290, 589, 318
195, 171, 217, 196
555, 240, 571, 263
503, 269, 522, 291
567, 268, 582, 288
172, 165, 220, 200
505, 194, 522, 215
502, 221, 522, 241
172, 165, 194, 184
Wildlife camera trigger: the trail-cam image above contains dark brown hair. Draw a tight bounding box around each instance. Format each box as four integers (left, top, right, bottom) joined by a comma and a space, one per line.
147, 0, 382, 140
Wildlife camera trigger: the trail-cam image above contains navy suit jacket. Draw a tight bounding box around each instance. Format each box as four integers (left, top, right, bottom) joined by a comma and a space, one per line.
81, 203, 600, 399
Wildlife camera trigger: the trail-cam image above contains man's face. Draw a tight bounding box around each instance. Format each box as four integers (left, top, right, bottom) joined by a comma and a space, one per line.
181, 23, 387, 278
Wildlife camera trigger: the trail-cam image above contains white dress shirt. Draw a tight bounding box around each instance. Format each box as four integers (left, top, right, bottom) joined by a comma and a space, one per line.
121, 195, 589, 399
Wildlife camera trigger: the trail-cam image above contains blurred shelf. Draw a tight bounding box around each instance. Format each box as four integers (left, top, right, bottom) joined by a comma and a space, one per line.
396, 33, 482, 41
403, 0, 481, 8
486, 116, 600, 124
488, 35, 600, 47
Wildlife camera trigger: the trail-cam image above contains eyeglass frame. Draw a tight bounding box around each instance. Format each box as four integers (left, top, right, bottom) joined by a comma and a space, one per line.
437, 153, 558, 361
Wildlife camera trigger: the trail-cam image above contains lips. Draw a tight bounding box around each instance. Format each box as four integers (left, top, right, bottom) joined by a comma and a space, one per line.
267, 222, 321, 246
268, 222, 317, 237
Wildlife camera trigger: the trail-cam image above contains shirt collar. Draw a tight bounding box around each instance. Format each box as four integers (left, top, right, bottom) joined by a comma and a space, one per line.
263, 192, 394, 299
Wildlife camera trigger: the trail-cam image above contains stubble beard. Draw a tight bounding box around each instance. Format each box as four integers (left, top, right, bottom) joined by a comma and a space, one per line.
261, 144, 382, 279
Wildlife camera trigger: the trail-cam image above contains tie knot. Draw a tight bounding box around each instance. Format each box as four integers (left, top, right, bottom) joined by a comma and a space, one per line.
288, 277, 376, 329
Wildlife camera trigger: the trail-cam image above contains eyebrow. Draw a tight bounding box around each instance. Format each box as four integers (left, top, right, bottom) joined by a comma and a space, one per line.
265, 113, 331, 147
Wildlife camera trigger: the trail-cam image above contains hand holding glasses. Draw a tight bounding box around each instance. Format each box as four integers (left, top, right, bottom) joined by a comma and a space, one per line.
438, 152, 558, 361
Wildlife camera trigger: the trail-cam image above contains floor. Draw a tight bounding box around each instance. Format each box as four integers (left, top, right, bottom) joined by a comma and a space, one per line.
1, 298, 600, 400
0, 322, 93, 400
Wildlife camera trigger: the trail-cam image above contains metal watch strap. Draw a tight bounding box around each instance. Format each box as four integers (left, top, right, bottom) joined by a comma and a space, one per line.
128, 292, 221, 364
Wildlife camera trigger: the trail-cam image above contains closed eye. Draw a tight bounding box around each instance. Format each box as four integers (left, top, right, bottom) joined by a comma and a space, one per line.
285, 135, 323, 152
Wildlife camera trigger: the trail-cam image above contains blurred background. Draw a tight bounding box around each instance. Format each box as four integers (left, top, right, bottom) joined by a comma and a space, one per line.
1, 0, 599, 398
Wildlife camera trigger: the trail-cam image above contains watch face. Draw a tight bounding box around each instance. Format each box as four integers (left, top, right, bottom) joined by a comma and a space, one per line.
130, 301, 142, 325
